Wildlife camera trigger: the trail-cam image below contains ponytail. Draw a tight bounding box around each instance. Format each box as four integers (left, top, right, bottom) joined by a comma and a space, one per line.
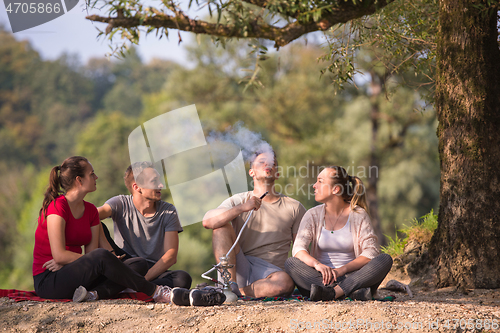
39, 156, 89, 220
349, 175, 369, 214
39, 166, 63, 219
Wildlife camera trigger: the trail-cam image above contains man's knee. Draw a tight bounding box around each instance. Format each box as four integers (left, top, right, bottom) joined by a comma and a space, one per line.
123, 257, 149, 276
267, 271, 295, 295
212, 223, 234, 239
174, 270, 192, 289
212, 223, 237, 255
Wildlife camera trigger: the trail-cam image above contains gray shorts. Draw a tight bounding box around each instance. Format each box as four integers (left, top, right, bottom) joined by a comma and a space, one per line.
217, 251, 282, 287
235, 250, 282, 287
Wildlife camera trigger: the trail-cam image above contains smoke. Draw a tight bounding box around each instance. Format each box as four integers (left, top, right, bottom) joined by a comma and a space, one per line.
206, 122, 273, 166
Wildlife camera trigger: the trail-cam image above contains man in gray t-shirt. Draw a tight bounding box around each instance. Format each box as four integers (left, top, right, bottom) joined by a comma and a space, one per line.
98, 162, 191, 289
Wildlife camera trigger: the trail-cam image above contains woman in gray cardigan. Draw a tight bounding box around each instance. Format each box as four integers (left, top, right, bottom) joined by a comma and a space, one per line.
285, 166, 392, 301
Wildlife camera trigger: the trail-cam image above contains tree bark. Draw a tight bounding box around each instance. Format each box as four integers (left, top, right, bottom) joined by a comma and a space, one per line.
367, 71, 384, 246
430, 0, 500, 288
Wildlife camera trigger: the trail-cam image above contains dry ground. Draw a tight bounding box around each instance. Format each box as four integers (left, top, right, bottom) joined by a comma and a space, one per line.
2, 271, 500, 333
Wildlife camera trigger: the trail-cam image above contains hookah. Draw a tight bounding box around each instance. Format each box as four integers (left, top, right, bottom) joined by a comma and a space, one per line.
201, 191, 268, 303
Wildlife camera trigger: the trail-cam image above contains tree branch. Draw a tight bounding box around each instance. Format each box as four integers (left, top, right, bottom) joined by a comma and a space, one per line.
86, 0, 395, 48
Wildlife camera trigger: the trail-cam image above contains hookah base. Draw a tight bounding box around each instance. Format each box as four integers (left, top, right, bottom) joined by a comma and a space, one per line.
223, 289, 238, 303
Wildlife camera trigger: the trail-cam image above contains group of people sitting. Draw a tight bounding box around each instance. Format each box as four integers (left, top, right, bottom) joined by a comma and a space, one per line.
32, 149, 392, 306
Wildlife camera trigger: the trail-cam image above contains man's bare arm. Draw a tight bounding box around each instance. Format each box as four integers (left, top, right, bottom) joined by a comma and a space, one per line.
202, 196, 262, 230
97, 204, 112, 220
144, 231, 179, 281
97, 204, 113, 250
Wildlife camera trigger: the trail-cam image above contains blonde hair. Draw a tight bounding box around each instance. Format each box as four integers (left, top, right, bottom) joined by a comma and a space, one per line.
327, 166, 369, 214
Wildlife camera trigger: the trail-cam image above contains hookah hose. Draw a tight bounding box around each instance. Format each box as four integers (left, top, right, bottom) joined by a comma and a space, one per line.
201, 191, 268, 283
225, 191, 268, 257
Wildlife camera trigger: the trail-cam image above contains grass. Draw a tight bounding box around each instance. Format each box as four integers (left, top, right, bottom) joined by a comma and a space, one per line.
381, 209, 438, 257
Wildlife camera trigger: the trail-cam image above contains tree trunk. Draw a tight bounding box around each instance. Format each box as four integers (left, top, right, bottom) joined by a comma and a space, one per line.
430, 0, 500, 288
367, 71, 385, 246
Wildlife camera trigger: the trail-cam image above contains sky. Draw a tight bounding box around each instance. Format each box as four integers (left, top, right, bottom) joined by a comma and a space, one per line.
0, 0, 192, 65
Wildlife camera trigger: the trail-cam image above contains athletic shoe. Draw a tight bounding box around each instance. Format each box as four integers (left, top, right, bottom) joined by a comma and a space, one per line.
171, 287, 191, 306
153, 285, 172, 303
310, 284, 336, 302
350, 288, 372, 301
189, 288, 226, 306
195, 282, 209, 289
72, 286, 97, 302
195, 283, 225, 292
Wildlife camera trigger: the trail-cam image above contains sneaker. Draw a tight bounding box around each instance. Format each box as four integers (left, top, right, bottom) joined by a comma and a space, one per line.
310, 284, 336, 302
194, 282, 209, 289
72, 286, 97, 302
171, 287, 191, 306
153, 285, 172, 303
189, 288, 226, 306
350, 288, 372, 301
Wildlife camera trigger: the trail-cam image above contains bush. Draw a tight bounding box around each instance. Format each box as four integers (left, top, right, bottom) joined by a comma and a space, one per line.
382, 209, 438, 257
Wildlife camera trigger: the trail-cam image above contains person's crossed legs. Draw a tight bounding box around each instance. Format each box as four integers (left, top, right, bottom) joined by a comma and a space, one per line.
212, 222, 294, 298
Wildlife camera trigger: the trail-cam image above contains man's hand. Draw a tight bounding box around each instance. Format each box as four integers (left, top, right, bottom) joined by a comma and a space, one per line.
241, 196, 262, 212
203, 193, 266, 229
42, 259, 63, 272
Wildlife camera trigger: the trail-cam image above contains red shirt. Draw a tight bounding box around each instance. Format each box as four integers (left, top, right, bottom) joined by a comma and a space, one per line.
32, 195, 100, 276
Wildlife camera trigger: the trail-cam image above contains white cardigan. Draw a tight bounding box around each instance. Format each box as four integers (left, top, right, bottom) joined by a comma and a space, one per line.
292, 204, 380, 260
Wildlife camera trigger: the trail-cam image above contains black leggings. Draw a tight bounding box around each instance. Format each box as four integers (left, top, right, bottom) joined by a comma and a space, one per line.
284, 254, 393, 298
147, 261, 192, 289
33, 249, 157, 299
102, 222, 192, 289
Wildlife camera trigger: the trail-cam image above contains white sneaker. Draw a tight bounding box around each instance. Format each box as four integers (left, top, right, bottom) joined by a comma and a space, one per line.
153, 285, 172, 303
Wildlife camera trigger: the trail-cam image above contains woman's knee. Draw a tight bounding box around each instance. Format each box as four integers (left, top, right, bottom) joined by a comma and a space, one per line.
377, 253, 393, 271
83, 248, 117, 267
88, 248, 112, 257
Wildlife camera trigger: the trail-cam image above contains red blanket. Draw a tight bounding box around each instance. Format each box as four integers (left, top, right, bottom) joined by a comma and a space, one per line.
0, 289, 153, 303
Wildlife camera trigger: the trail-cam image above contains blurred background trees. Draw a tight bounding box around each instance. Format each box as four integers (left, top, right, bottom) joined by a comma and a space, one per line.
0, 26, 439, 289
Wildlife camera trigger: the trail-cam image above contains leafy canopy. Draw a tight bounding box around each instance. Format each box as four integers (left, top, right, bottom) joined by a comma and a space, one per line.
85, 0, 438, 91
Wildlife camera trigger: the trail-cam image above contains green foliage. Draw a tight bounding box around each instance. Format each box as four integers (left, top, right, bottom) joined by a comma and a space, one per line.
320, 0, 438, 94
170, 224, 214, 287
0, 29, 440, 289
0, 28, 97, 165
75, 111, 140, 206
381, 230, 407, 257
0, 32, 177, 288
381, 209, 438, 257
0, 168, 49, 290
0, 163, 37, 274
99, 47, 179, 116
404, 208, 438, 243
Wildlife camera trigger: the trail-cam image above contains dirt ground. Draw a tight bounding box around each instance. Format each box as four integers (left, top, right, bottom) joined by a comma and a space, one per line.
2, 270, 500, 333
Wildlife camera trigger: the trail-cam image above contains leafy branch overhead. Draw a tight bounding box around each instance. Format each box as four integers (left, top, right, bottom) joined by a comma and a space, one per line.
85, 0, 396, 49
